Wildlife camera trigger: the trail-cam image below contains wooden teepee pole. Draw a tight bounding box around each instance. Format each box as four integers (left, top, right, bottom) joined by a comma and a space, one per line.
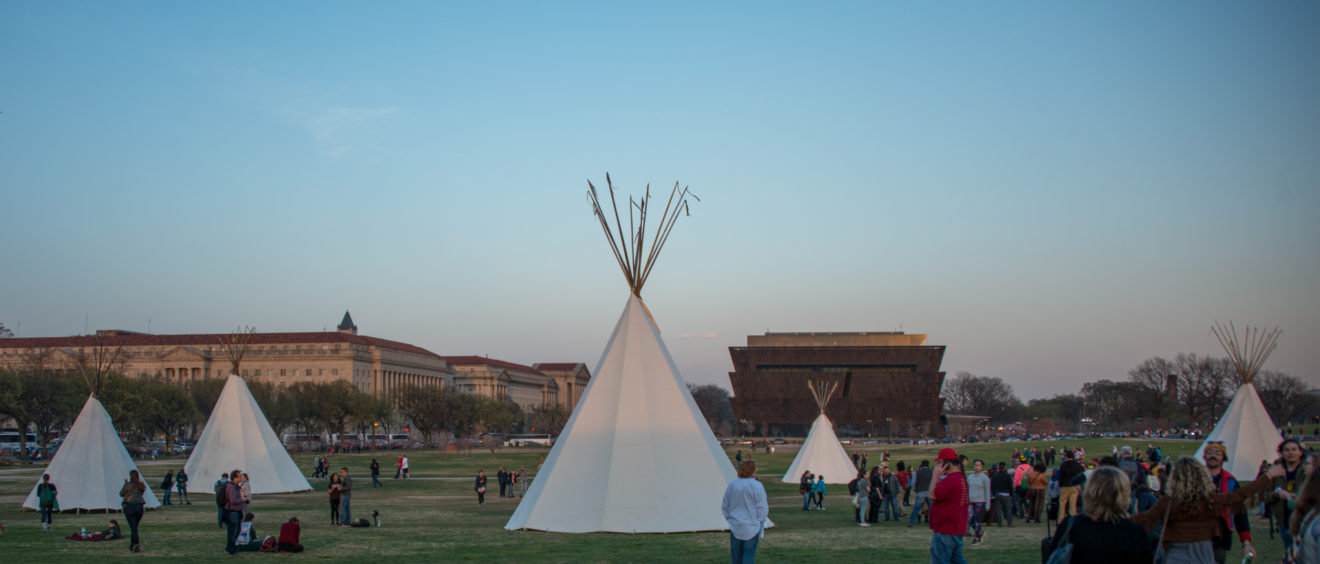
1210, 321, 1281, 385
587, 174, 698, 298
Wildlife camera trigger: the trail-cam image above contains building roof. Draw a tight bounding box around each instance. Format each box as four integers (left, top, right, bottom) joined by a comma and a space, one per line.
445, 355, 544, 375
337, 311, 357, 332
0, 330, 441, 359
533, 363, 585, 372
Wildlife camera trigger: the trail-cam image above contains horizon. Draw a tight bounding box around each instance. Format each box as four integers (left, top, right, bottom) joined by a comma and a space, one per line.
2, 1, 1316, 401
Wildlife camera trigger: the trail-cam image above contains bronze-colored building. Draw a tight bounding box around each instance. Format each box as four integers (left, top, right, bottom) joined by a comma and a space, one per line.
728, 332, 947, 437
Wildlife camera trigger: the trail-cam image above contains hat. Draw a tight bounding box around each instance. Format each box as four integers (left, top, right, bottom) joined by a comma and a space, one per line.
937, 447, 958, 461
1203, 441, 1228, 457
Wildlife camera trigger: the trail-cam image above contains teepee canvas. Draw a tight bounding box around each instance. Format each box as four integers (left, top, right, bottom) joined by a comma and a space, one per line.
184, 374, 311, 494
23, 396, 160, 511
782, 381, 857, 484
1193, 322, 1284, 480
507, 175, 769, 533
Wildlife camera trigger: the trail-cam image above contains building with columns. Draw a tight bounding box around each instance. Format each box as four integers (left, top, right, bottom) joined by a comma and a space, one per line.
0, 312, 593, 414
0, 311, 450, 395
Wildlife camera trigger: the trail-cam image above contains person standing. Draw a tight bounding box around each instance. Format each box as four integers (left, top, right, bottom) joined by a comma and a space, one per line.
814, 474, 827, 511
401, 455, 410, 479
239, 472, 252, 512
966, 459, 991, 545
880, 466, 902, 521
370, 459, 382, 488
1290, 461, 1320, 563
990, 462, 1015, 528
338, 467, 353, 526
120, 469, 147, 553
1270, 438, 1307, 560
928, 448, 970, 564
908, 460, 933, 527
213, 473, 229, 528
721, 459, 769, 564
395, 455, 403, 479
1202, 441, 1255, 564
1046, 466, 1153, 564
1058, 449, 1086, 518
36, 474, 58, 533
222, 468, 245, 554
799, 471, 814, 511
327, 473, 342, 525
518, 466, 529, 497
161, 470, 174, 505
896, 462, 911, 507
853, 470, 871, 527
497, 467, 509, 498
475, 470, 488, 506
1132, 457, 1283, 563
175, 468, 190, 504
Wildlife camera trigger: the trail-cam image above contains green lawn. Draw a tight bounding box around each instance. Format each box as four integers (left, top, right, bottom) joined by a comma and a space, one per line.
0, 438, 1287, 562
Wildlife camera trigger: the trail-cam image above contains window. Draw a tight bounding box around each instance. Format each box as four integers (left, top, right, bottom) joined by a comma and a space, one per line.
333, 369, 339, 376
280, 369, 286, 377
305, 368, 312, 376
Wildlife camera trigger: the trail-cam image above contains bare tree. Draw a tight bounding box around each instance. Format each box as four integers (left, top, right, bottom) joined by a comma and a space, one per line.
942, 372, 1022, 423
1128, 356, 1176, 423
688, 383, 734, 432
0, 322, 14, 338
1255, 370, 1318, 427
1172, 353, 1233, 428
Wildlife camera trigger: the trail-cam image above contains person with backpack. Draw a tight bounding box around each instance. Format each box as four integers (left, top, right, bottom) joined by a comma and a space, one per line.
852, 469, 871, 527
213, 473, 229, 528
1117, 446, 1145, 510
799, 471, 814, 511
160, 470, 174, 505
1046, 466, 1152, 564
222, 468, 246, 554
1058, 450, 1087, 518
908, 460, 933, 527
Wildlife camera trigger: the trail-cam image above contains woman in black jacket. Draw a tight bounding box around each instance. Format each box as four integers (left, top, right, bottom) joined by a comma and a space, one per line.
475, 470, 488, 506
1046, 466, 1152, 564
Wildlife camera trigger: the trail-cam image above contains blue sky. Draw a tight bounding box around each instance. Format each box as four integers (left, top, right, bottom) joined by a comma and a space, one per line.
2, 1, 1317, 399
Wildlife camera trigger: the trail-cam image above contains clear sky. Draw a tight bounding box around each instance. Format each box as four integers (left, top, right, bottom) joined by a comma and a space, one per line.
2, 1, 1317, 400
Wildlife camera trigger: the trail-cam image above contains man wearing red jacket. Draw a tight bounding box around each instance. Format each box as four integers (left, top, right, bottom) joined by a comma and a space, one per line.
929, 447, 970, 564
1204, 442, 1254, 564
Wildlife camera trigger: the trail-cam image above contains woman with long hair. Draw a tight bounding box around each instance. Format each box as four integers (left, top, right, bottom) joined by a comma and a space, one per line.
119, 469, 147, 553
1026, 462, 1049, 523
1272, 439, 1309, 558
327, 473, 342, 525
1133, 456, 1284, 563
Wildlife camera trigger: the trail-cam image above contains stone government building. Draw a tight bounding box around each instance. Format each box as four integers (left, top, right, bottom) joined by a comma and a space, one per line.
727, 332, 947, 438
0, 311, 590, 415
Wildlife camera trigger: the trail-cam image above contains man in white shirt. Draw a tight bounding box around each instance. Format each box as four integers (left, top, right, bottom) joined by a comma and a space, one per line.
722, 459, 769, 564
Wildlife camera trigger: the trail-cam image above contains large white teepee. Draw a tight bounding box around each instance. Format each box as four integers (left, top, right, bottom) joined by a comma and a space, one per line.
23, 396, 160, 511
184, 374, 311, 494
1193, 322, 1284, 480
507, 176, 769, 533
782, 381, 857, 484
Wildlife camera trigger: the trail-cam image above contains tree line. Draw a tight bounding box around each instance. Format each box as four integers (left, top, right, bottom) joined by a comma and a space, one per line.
0, 368, 572, 461
942, 353, 1317, 433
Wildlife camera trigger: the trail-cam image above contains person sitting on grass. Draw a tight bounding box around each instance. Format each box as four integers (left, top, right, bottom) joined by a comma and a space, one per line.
278, 517, 304, 553
235, 512, 262, 551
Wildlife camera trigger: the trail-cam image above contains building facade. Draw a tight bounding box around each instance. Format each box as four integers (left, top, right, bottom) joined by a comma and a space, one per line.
0, 312, 451, 395
727, 331, 947, 437
446, 357, 591, 412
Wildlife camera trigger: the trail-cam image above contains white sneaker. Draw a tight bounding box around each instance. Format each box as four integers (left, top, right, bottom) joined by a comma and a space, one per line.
859, 522, 870, 527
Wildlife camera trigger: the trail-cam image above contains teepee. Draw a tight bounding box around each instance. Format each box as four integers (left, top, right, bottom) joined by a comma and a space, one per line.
507, 175, 768, 533
782, 381, 858, 484
1193, 322, 1284, 481
184, 373, 311, 494
184, 328, 309, 494
24, 341, 160, 511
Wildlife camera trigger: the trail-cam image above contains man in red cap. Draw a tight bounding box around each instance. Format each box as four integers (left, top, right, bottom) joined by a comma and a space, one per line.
928, 447, 970, 564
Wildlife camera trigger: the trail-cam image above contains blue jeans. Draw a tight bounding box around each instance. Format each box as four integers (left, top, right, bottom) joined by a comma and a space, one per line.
882, 495, 900, 520
340, 494, 352, 525
372, 474, 381, 487
930, 533, 968, 564
730, 532, 760, 564
969, 502, 986, 538
224, 509, 242, 553
163, 489, 171, 504
909, 492, 930, 525
802, 492, 811, 510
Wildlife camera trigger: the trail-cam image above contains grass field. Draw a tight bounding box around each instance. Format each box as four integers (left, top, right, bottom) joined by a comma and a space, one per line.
0, 438, 1288, 562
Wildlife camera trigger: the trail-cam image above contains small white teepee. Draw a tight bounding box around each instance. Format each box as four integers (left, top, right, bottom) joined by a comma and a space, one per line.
1193, 322, 1284, 480
506, 175, 770, 533
184, 374, 311, 494
23, 396, 160, 511
782, 381, 858, 484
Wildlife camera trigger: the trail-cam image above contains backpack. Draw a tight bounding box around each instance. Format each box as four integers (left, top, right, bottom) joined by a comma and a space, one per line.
848, 478, 858, 496
258, 536, 279, 553
1048, 473, 1061, 500
1145, 473, 1161, 492
1042, 515, 1078, 564
214, 481, 227, 508
1119, 459, 1142, 485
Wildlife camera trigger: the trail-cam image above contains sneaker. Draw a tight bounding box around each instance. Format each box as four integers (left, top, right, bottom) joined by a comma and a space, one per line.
859, 522, 870, 527
971, 538, 980, 546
